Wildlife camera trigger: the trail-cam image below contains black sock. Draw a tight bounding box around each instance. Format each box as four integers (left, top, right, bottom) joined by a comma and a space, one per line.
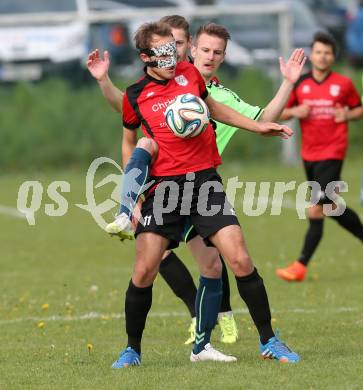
330, 207, 363, 242
220, 256, 232, 313
235, 268, 274, 344
125, 280, 153, 355
159, 252, 197, 318
298, 218, 324, 266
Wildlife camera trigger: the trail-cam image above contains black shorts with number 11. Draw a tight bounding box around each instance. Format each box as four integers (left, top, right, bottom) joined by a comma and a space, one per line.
135, 168, 239, 249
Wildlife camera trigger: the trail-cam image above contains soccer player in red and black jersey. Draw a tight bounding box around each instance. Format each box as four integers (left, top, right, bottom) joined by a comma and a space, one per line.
110, 21, 300, 368
88, 16, 241, 345
89, 16, 306, 351
276, 32, 363, 282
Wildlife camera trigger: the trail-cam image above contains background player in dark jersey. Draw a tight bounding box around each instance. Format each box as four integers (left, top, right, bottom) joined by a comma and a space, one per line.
276, 32, 363, 282
109, 21, 300, 367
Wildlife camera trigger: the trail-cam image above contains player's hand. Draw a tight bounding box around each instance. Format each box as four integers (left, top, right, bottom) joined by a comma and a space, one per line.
256, 122, 293, 139
334, 103, 349, 123
292, 104, 311, 119
279, 48, 307, 84
87, 49, 110, 81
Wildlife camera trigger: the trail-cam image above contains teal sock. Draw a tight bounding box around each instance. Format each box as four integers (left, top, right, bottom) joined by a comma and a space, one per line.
193, 276, 222, 354
119, 147, 152, 218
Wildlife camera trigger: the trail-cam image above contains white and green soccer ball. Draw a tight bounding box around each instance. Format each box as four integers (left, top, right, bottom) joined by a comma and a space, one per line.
165, 93, 210, 138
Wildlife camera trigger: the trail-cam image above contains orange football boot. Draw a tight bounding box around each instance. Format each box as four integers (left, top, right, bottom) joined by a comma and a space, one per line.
276, 261, 307, 282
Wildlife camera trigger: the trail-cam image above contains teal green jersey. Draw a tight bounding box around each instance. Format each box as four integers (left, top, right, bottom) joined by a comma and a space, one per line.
207, 79, 263, 155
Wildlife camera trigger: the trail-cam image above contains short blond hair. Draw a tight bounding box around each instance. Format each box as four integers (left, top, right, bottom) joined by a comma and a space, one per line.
195, 23, 231, 50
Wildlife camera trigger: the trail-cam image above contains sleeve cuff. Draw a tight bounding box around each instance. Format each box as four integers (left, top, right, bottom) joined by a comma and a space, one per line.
200, 89, 209, 100
253, 108, 263, 120
123, 121, 140, 130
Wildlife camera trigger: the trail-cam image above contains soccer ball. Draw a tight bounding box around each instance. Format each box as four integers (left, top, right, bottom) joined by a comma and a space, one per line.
165, 93, 210, 138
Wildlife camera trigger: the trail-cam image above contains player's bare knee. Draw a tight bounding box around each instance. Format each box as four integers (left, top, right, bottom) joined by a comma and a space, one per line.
211, 258, 222, 277
133, 271, 157, 287
137, 137, 158, 159
201, 266, 222, 279
194, 246, 222, 277
228, 254, 254, 277
203, 254, 222, 277
133, 262, 158, 287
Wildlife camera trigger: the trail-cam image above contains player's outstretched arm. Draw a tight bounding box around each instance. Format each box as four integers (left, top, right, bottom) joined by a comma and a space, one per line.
87, 49, 124, 113
205, 96, 293, 138
261, 48, 306, 122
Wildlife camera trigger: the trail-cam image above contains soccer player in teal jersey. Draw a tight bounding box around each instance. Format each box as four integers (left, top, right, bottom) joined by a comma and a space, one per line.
88, 19, 305, 364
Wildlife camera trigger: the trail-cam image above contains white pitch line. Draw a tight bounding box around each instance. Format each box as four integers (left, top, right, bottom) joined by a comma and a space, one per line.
0, 307, 360, 326
0, 205, 26, 219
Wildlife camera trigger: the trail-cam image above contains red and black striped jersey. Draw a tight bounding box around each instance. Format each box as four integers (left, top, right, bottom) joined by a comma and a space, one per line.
122, 61, 221, 176
286, 71, 361, 161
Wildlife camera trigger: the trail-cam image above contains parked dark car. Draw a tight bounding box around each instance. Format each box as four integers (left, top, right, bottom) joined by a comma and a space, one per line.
213, 0, 322, 63
303, 0, 355, 49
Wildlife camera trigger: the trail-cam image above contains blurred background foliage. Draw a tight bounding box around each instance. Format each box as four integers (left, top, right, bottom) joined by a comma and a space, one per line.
1, 1, 362, 172
1, 63, 361, 172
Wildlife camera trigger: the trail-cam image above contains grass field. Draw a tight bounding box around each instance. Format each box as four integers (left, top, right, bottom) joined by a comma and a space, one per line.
1, 160, 363, 389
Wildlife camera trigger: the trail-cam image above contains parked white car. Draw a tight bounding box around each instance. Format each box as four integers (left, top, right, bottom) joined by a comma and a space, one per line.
0, 0, 89, 81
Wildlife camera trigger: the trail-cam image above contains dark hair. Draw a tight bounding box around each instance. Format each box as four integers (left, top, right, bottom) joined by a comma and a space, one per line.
195, 23, 231, 50
159, 15, 190, 39
310, 31, 337, 56
134, 22, 173, 50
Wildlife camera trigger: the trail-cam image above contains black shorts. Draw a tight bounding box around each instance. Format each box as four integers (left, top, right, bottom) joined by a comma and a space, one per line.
135, 168, 240, 249
183, 219, 198, 243
303, 159, 343, 204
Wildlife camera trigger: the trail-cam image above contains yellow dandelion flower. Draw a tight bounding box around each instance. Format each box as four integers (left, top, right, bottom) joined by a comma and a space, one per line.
41, 303, 49, 310
87, 343, 94, 354
37, 321, 45, 329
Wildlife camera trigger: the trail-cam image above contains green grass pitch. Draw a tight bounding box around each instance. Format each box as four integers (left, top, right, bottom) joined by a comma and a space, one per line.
1, 160, 362, 389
